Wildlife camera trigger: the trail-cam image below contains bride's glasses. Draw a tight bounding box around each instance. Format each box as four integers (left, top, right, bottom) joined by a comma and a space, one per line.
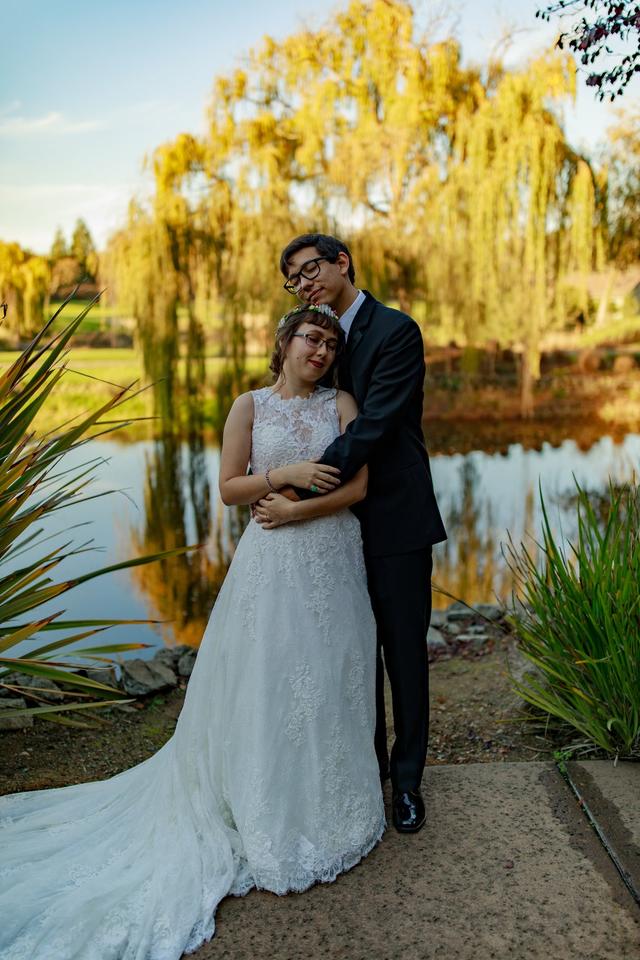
283, 257, 330, 294
291, 332, 339, 354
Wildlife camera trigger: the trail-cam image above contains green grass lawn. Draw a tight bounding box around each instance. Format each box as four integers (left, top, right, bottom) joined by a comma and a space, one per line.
0, 348, 270, 438
47, 300, 126, 332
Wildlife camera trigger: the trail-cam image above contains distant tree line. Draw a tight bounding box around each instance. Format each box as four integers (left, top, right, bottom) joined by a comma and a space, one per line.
0, 219, 97, 337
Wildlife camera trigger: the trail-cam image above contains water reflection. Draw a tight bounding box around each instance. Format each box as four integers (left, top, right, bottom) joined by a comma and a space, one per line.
123, 429, 640, 644
429, 433, 640, 609
128, 429, 249, 648
432, 458, 535, 608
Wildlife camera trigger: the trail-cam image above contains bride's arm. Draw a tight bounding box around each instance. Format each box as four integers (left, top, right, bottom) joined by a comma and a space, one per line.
219, 393, 342, 506
254, 392, 368, 526
219, 394, 266, 506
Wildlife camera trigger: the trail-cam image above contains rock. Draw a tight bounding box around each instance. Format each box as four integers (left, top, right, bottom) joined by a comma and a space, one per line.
577, 349, 601, 373
457, 633, 489, 651
152, 648, 180, 671
475, 603, 503, 622
0, 698, 33, 730
121, 659, 177, 696
507, 643, 545, 691
429, 610, 447, 628
445, 621, 464, 637
154, 645, 193, 670
177, 648, 198, 677
173, 644, 194, 658
446, 602, 475, 623
79, 667, 119, 689
427, 626, 448, 653
2, 672, 65, 702
613, 354, 635, 375
466, 625, 489, 636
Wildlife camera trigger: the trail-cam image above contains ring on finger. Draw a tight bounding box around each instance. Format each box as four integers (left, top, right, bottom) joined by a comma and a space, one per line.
310, 483, 319, 493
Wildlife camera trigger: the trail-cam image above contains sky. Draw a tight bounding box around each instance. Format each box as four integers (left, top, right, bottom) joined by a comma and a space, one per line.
1, 0, 638, 254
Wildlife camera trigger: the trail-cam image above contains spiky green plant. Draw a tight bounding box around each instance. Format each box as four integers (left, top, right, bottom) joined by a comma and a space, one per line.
0, 291, 199, 726
506, 479, 640, 758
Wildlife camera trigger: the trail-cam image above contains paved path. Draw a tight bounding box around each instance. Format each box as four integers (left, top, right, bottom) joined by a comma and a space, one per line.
566, 760, 640, 906
192, 761, 640, 959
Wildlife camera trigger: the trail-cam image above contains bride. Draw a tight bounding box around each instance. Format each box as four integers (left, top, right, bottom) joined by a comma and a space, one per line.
0, 302, 385, 960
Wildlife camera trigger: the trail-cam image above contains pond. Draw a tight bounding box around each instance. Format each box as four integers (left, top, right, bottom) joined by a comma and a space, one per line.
10, 422, 640, 659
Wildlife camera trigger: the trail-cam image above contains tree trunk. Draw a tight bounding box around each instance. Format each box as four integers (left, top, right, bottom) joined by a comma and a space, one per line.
520, 344, 540, 419
594, 268, 615, 328
396, 286, 412, 315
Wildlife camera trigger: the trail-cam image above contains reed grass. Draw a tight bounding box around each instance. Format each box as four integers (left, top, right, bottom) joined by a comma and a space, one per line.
506, 479, 640, 758
0, 292, 199, 726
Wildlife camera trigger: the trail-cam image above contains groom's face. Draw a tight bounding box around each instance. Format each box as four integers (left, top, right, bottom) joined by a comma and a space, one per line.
284, 246, 350, 310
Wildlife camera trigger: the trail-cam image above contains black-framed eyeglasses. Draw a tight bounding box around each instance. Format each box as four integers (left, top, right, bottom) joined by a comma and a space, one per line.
291, 331, 339, 354
283, 257, 331, 294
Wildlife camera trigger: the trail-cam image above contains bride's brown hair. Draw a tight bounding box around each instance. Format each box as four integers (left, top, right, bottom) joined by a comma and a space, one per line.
269, 306, 344, 386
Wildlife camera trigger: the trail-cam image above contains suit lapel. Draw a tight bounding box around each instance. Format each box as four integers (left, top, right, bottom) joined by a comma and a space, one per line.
345, 290, 376, 362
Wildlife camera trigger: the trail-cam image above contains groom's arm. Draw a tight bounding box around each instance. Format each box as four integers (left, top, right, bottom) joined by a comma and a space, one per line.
295, 320, 425, 497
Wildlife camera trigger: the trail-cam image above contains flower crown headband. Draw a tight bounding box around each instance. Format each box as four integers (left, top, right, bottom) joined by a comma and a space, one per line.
276, 302, 339, 331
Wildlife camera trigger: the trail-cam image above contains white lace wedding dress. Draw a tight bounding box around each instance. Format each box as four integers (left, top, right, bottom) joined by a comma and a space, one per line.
0, 385, 385, 960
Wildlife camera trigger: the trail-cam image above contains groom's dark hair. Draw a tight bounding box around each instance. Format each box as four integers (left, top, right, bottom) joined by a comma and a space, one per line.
280, 233, 356, 284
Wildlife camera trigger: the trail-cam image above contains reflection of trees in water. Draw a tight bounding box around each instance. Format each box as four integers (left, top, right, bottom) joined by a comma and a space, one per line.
129, 425, 249, 648
433, 458, 534, 607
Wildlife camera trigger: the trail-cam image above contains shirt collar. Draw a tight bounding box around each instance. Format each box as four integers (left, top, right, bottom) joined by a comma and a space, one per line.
339, 289, 366, 338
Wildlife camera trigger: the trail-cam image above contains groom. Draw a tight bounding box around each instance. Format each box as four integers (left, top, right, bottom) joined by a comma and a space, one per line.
279, 234, 446, 833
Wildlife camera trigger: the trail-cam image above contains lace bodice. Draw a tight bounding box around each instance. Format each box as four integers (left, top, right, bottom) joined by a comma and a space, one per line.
250, 386, 340, 474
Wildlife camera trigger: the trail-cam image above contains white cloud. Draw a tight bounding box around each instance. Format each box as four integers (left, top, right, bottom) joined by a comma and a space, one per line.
0, 181, 151, 252
0, 111, 103, 136
0, 100, 23, 116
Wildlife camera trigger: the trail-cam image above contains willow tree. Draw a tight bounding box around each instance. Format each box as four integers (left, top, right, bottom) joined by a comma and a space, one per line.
105, 203, 176, 421
607, 106, 640, 267
207, 0, 479, 313
428, 51, 605, 414
105, 0, 609, 420
103, 133, 210, 423
0, 241, 51, 337
202, 0, 602, 402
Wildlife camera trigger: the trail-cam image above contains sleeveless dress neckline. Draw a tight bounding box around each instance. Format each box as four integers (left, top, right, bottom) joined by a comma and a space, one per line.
259, 385, 335, 404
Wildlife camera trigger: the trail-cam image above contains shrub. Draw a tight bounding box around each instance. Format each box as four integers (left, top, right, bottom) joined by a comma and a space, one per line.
507, 479, 640, 758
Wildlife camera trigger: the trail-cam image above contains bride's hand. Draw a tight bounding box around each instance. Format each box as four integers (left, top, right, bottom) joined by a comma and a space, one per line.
273, 459, 340, 493
254, 493, 296, 529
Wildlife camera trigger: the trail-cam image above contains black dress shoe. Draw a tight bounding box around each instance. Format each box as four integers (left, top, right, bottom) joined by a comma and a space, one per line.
392, 788, 425, 833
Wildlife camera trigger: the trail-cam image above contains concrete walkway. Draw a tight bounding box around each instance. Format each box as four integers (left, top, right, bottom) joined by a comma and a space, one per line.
194, 761, 640, 960
566, 760, 640, 906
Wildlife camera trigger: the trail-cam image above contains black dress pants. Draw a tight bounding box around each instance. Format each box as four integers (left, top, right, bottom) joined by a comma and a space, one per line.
364, 547, 433, 792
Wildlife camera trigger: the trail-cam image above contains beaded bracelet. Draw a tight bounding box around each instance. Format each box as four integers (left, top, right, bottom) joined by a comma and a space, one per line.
265, 469, 277, 493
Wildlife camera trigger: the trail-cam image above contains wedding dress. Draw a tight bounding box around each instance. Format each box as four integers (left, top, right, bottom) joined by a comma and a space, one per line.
0, 385, 386, 960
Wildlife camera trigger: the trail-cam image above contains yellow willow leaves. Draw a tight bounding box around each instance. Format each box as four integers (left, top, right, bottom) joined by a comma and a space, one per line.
438, 48, 603, 354
99, 0, 610, 396
0, 242, 51, 337
152, 134, 206, 196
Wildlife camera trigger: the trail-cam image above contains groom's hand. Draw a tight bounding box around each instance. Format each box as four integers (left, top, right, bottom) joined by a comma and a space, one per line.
250, 485, 299, 519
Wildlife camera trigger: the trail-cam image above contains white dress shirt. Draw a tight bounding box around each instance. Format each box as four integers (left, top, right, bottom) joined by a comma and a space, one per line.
339, 289, 366, 339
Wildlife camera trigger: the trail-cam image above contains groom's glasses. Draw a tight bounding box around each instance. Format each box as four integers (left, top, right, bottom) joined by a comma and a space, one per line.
283, 257, 330, 294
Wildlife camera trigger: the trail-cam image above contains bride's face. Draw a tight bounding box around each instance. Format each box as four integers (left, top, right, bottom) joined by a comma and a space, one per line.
283, 321, 338, 382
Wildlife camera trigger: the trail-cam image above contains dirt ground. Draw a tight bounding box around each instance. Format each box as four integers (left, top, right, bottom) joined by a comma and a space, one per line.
0, 638, 553, 797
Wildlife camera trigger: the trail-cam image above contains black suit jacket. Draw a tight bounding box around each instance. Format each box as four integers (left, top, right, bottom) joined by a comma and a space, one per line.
317, 291, 446, 557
